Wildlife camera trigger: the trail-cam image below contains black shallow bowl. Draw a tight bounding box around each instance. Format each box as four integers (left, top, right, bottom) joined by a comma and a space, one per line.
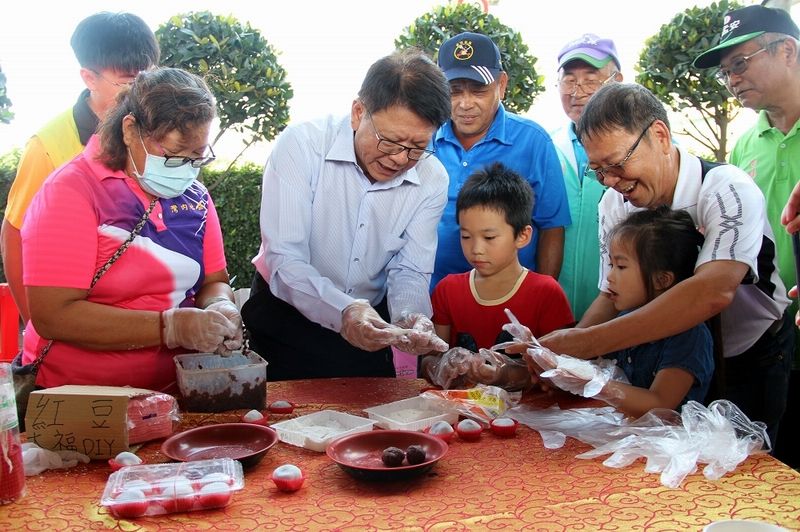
326, 430, 448, 481
161, 423, 278, 469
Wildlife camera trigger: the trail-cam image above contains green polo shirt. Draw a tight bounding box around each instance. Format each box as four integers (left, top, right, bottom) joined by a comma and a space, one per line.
729, 111, 800, 299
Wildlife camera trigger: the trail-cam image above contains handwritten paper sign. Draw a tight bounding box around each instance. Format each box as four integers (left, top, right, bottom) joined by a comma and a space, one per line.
25, 385, 157, 459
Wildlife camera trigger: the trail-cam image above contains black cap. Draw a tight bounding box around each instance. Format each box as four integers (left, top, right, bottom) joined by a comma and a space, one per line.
694, 5, 800, 68
438, 32, 502, 85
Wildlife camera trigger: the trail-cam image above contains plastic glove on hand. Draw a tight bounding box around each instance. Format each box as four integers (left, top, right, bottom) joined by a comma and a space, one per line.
162, 307, 238, 353
340, 300, 396, 352
204, 298, 244, 355
392, 313, 449, 355
428, 347, 482, 389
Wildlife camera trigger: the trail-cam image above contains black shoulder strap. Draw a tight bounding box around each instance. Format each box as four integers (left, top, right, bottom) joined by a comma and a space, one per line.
699, 159, 724, 182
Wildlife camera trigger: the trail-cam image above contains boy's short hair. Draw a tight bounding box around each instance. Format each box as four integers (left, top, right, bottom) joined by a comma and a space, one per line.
456, 162, 533, 236
70, 12, 160, 73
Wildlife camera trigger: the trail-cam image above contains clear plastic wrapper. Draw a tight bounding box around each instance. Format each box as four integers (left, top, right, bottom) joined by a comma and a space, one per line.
126, 392, 180, 444
364, 396, 458, 431
100, 458, 244, 518
421, 385, 521, 426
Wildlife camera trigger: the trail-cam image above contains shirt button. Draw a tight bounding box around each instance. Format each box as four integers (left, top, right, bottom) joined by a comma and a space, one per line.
462, 161, 468, 167
353, 258, 359, 262
781, 162, 787, 167
627, 357, 632, 364
780, 143, 786, 148
347, 288, 353, 294
158, 213, 163, 219
359, 223, 365, 229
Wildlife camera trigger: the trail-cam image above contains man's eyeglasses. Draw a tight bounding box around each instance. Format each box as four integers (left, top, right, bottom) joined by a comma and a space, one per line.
366, 112, 434, 161
585, 119, 656, 183
154, 140, 216, 168
91, 69, 136, 88
556, 71, 618, 96
713, 39, 786, 86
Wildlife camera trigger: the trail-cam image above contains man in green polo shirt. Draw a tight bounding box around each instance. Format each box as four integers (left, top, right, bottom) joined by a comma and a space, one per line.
694, 5, 800, 318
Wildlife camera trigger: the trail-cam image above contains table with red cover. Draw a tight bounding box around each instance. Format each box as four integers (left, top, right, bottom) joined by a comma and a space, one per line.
2, 378, 798, 530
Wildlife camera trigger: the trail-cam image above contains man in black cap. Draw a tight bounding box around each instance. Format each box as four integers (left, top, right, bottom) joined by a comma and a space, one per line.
431, 32, 570, 288
696, 2, 799, 465
695, 6, 800, 318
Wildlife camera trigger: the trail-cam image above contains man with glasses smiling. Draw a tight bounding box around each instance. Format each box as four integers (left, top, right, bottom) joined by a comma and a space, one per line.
538, 82, 791, 452
242, 50, 451, 380
550, 34, 623, 321
1, 12, 159, 324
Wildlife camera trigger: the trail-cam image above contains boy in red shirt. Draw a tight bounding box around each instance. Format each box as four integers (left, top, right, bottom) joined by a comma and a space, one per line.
422, 162, 574, 388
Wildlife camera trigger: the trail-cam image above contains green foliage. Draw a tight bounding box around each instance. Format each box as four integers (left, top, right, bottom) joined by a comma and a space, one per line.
395, 2, 543, 114
0, 66, 13, 124
201, 163, 262, 287
0, 148, 21, 282
636, 0, 743, 162
156, 12, 292, 175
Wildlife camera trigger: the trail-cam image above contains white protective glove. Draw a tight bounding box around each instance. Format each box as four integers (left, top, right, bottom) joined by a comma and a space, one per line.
204, 298, 244, 355
392, 313, 449, 355
340, 300, 397, 352
162, 307, 238, 353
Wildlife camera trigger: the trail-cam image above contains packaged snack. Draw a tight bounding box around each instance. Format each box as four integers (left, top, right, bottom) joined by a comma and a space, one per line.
100, 458, 243, 518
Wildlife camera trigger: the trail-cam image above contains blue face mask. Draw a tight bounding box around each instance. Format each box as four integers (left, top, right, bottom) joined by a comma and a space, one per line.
129, 136, 200, 199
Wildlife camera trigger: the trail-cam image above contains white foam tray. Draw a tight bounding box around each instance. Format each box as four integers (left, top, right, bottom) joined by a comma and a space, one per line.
270, 410, 375, 452
363, 396, 458, 431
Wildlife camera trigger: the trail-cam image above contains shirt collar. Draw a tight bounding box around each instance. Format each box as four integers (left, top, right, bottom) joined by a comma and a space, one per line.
755, 109, 800, 137
435, 103, 509, 147
73, 88, 99, 145
327, 114, 421, 187
83, 134, 130, 182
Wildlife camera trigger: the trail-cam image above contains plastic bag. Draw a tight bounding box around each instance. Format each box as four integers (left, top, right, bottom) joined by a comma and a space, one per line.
421, 385, 521, 426
507, 404, 626, 449
425, 347, 530, 390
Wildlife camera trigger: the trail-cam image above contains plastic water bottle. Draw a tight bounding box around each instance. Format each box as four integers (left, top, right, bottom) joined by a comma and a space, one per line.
0, 363, 25, 504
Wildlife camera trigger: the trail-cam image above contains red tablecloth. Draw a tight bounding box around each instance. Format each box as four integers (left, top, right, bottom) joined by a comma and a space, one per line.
3, 378, 799, 530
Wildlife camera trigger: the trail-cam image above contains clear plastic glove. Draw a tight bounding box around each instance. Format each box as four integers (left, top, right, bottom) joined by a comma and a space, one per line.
340, 300, 397, 352
492, 308, 538, 354
422, 347, 476, 389
204, 298, 244, 356
22, 442, 90, 476
524, 345, 628, 401
392, 313, 449, 355
162, 307, 238, 353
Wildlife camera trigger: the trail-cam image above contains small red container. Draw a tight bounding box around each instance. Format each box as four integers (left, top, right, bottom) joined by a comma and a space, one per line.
489, 418, 519, 438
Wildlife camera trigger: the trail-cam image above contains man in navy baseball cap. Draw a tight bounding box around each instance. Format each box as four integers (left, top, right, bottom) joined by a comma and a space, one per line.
437, 31, 502, 85
430, 31, 570, 295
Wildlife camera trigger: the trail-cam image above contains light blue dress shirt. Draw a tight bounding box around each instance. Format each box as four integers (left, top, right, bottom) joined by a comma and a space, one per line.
251, 114, 448, 332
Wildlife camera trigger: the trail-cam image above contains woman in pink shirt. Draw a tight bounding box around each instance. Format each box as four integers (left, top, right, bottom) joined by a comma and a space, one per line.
21, 67, 242, 392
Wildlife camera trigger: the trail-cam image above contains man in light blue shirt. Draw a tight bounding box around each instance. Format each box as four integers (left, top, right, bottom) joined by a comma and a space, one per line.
432, 32, 570, 288
243, 50, 450, 380
550, 34, 622, 320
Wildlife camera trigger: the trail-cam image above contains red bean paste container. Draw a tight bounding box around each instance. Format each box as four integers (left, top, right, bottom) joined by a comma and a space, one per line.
0, 363, 25, 504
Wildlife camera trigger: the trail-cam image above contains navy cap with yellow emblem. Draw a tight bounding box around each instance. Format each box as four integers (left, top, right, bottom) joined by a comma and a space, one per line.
694, 5, 799, 68
438, 32, 502, 85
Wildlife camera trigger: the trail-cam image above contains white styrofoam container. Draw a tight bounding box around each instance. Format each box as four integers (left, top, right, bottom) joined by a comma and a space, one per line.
270, 410, 375, 452
363, 396, 459, 431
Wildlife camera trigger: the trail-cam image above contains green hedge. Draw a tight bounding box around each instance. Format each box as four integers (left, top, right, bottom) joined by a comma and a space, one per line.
0, 151, 262, 287
201, 163, 263, 288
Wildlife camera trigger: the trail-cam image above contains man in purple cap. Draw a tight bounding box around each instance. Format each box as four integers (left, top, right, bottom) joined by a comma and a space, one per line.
431, 31, 570, 289
694, 3, 799, 463
550, 34, 623, 321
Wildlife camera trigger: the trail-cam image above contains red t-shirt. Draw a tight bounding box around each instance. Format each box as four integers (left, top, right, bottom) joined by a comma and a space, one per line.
432, 269, 574, 349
